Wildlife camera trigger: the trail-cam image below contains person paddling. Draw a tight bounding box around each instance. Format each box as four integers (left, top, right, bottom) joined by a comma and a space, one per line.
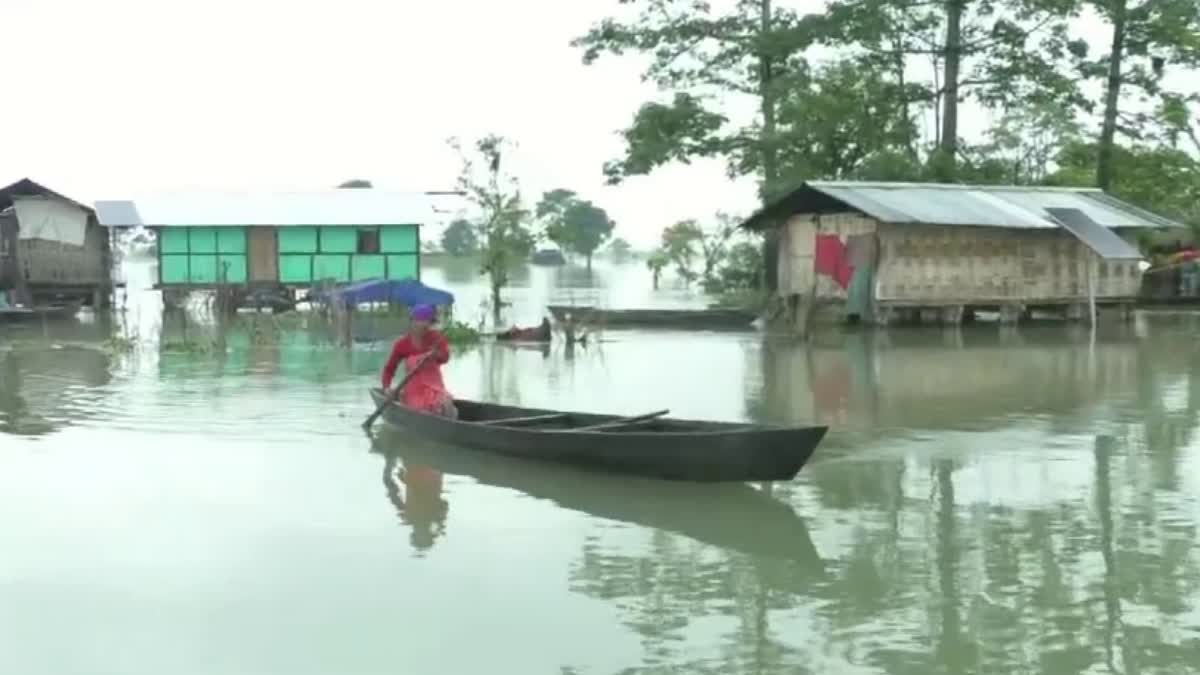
380, 304, 458, 418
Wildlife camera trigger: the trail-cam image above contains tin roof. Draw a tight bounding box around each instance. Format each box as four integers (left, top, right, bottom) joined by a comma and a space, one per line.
1045, 207, 1142, 260
94, 189, 439, 227
0, 178, 94, 215
740, 181, 1188, 232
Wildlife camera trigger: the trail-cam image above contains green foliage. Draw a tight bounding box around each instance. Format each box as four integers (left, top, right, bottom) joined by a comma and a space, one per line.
645, 248, 670, 289
450, 134, 536, 320
440, 319, 483, 347
337, 179, 373, 188
535, 189, 616, 266
580, 0, 1200, 295
1046, 140, 1200, 227
660, 220, 703, 284
747, 57, 926, 182
441, 218, 478, 257
704, 240, 764, 296
575, 0, 820, 200
606, 237, 633, 261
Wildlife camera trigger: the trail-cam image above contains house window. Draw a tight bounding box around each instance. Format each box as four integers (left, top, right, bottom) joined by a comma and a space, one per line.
357, 228, 380, 254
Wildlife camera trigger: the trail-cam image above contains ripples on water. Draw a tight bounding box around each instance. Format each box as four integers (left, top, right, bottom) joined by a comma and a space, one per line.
2, 259, 1200, 673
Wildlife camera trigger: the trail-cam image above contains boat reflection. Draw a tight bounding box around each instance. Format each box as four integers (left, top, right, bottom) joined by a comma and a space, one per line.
370, 429, 823, 574
381, 452, 449, 553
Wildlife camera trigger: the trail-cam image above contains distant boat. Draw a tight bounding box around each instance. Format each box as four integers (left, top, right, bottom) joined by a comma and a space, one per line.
547, 304, 757, 331
0, 302, 81, 323
530, 249, 566, 266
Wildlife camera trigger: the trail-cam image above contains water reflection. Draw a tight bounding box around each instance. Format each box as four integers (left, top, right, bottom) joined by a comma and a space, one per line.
381, 452, 448, 553
8, 254, 1200, 674
0, 343, 113, 437
369, 431, 826, 673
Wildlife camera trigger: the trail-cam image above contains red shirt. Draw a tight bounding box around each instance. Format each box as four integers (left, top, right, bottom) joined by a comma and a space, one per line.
381, 330, 450, 389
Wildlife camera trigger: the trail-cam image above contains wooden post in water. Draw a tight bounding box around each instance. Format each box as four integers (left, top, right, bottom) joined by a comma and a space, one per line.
1088, 256, 1098, 328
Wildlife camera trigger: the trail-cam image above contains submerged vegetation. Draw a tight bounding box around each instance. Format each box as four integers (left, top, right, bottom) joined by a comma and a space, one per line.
440, 319, 483, 347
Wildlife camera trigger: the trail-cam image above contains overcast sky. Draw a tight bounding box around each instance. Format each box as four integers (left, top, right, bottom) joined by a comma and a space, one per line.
0, 1, 1173, 248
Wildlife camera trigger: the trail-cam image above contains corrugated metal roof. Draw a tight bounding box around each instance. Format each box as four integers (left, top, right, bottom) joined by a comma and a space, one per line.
741, 181, 1189, 231
94, 190, 439, 227
1045, 207, 1142, 260
805, 181, 1186, 230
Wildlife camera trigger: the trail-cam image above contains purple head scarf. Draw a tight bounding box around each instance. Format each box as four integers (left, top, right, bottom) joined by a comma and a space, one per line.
410, 304, 436, 322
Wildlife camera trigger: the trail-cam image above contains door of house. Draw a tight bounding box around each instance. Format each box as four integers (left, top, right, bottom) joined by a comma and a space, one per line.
248, 227, 278, 282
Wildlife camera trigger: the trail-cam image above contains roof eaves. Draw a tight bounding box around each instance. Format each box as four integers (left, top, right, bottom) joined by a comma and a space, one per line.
1082, 192, 1190, 229
0, 178, 95, 215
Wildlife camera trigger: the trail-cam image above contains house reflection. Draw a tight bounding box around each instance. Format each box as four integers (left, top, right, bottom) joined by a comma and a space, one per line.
0, 344, 112, 437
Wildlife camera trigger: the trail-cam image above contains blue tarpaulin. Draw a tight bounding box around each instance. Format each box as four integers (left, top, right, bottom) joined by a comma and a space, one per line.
306, 278, 454, 307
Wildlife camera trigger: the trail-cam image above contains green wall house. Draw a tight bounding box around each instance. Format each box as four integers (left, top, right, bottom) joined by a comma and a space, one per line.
94, 190, 435, 288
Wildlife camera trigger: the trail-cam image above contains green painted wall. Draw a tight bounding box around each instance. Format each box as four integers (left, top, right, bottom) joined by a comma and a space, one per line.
156, 227, 248, 285
157, 224, 420, 287
273, 224, 420, 284
279, 255, 312, 283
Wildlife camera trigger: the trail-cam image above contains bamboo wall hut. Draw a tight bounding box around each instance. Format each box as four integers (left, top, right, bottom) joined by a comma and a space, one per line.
0, 178, 113, 308
740, 182, 1187, 330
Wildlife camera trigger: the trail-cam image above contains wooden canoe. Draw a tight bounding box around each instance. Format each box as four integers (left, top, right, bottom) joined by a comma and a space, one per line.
547, 304, 757, 330
374, 434, 824, 566
367, 389, 828, 482
0, 303, 80, 323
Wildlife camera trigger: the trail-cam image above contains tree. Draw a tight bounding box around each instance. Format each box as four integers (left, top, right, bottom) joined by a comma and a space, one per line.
575, 0, 825, 292
740, 56, 926, 182
1047, 140, 1200, 228
535, 189, 616, 269
815, 0, 1082, 180
441, 218, 479, 257
660, 220, 703, 285
695, 213, 740, 283
450, 135, 536, 322
576, 1, 824, 201
607, 237, 633, 261
957, 101, 1084, 184
710, 241, 764, 293
338, 179, 373, 188
1072, 0, 1200, 189
646, 249, 670, 290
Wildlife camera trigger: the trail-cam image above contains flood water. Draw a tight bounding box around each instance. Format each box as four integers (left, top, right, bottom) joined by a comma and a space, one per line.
3, 257, 1200, 674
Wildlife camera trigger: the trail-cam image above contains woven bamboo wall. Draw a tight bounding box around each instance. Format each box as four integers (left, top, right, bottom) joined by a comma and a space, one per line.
874, 223, 1141, 303
777, 212, 876, 298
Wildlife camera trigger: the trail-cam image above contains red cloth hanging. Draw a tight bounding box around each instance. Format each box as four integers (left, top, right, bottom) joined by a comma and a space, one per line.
814, 234, 855, 289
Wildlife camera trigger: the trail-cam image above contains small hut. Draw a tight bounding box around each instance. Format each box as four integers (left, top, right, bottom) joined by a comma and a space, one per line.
0, 178, 113, 308
739, 181, 1188, 329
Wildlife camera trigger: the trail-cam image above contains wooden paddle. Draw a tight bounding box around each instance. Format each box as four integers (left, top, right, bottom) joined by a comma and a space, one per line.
362, 352, 433, 431
567, 409, 670, 432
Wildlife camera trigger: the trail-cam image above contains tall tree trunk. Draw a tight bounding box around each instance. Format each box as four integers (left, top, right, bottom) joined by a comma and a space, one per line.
893, 33, 916, 159
936, 0, 964, 181
759, 0, 781, 293
1097, 0, 1128, 191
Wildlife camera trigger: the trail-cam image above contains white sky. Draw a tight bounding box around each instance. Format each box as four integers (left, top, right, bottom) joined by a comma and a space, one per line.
0, 1, 1181, 249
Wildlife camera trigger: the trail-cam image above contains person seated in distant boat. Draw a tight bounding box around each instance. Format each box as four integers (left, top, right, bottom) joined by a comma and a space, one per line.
381, 304, 458, 418
496, 317, 552, 341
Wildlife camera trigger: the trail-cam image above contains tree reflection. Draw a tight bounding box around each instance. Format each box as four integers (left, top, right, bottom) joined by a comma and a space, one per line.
733, 319, 1200, 673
